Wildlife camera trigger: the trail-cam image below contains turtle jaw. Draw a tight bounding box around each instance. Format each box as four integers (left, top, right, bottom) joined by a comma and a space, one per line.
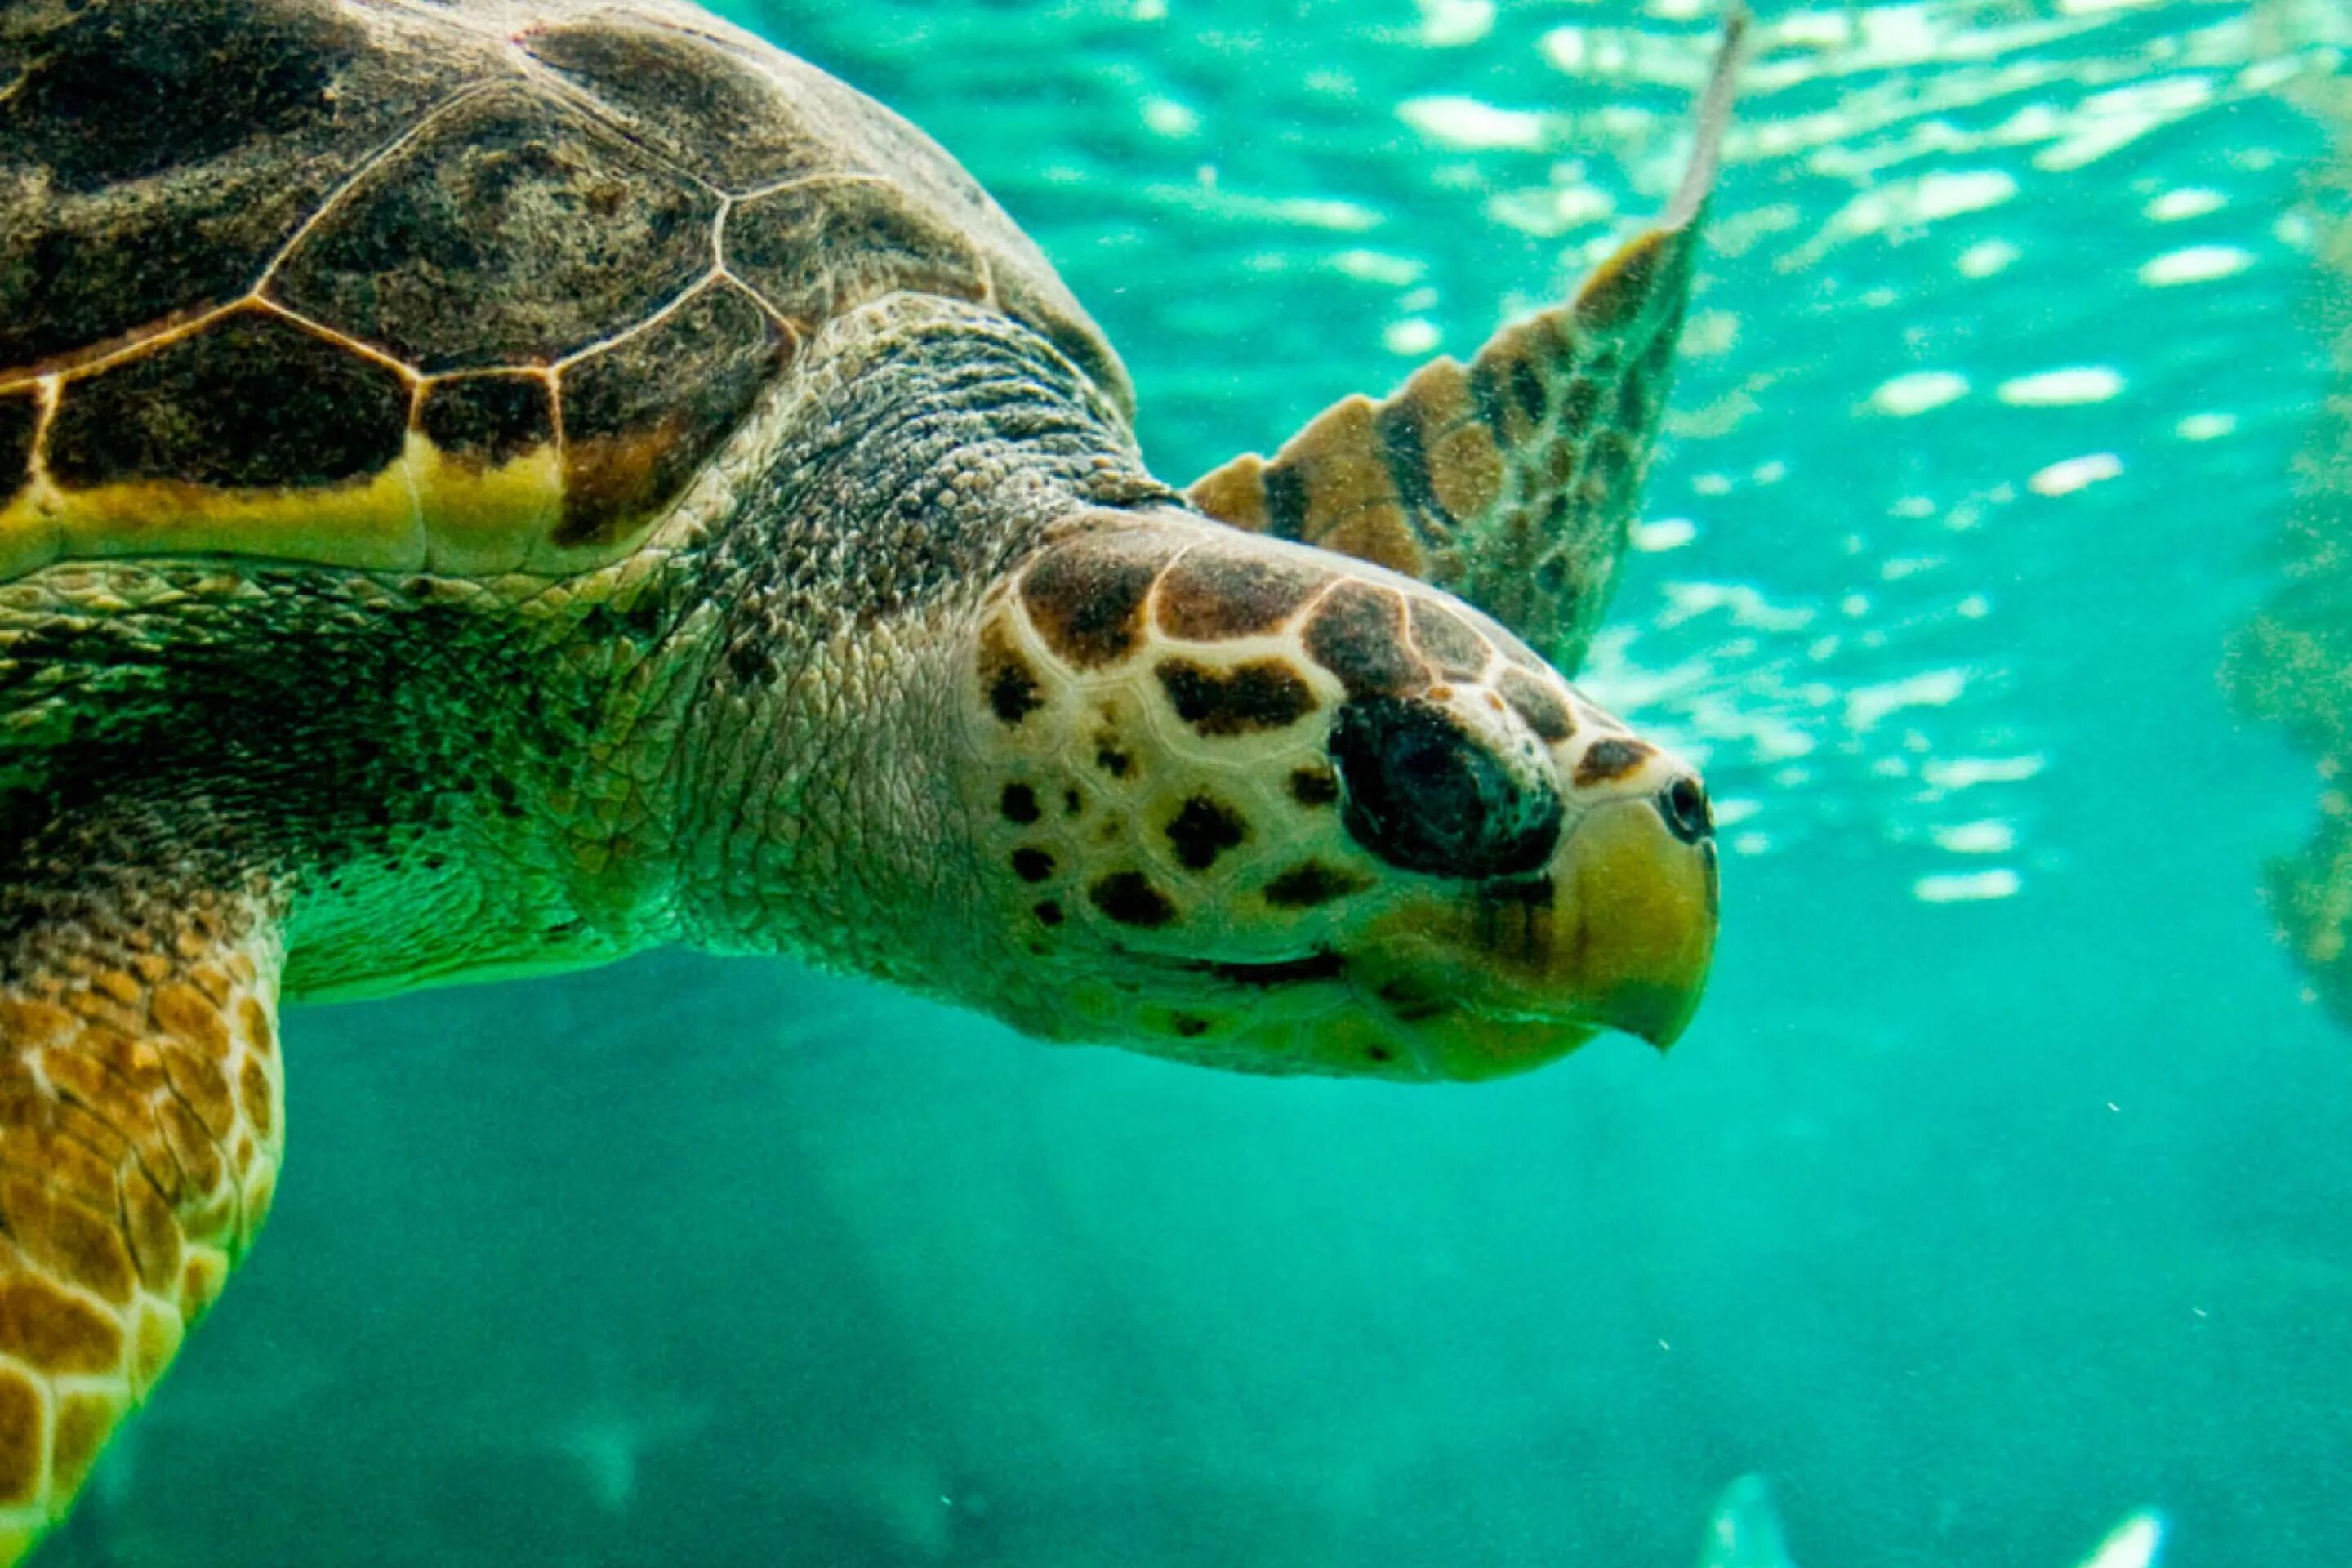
1051, 793, 1716, 1081
1229, 757, 1720, 1081
1348, 794, 1720, 1077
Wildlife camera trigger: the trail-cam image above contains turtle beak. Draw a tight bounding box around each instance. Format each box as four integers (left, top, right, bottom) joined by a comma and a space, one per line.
1352, 779, 1718, 1079
1551, 794, 1719, 1049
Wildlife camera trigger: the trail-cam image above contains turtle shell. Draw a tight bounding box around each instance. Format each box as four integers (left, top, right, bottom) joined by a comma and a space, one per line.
0, 0, 1131, 580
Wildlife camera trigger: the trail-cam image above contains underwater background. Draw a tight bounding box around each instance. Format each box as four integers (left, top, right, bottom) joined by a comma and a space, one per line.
42, 0, 2352, 1564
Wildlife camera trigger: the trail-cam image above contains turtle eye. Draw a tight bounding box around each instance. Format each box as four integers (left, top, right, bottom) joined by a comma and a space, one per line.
1329, 697, 1563, 880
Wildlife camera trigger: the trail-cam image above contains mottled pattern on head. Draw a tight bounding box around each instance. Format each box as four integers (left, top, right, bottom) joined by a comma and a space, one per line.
958, 517, 1699, 1076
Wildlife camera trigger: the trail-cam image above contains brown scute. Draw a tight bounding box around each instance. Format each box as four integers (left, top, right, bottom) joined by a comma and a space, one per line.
51, 1390, 124, 1497
1499, 667, 1574, 743
0, 0, 434, 372
0, 1275, 122, 1376
999, 783, 1041, 825
1408, 599, 1491, 679
555, 283, 788, 548
46, 307, 408, 491
0, 390, 37, 510
1302, 582, 1424, 701
0, 1367, 40, 1508
418, 373, 555, 470
544, 11, 1133, 413
239, 1056, 276, 1143
0, 1176, 134, 1307
1165, 795, 1248, 871
1155, 547, 1327, 641
150, 983, 229, 1062
1289, 766, 1341, 808
1089, 871, 1177, 929
978, 619, 1044, 725
270, 87, 720, 373
0, 0, 358, 194
1019, 532, 1174, 670
3, 140, 310, 379
727, 176, 987, 324
1011, 848, 1054, 884
1263, 861, 1372, 909
1575, 736, 1655, 786
523, 18, 843, 191
1155, 658, 1318, 737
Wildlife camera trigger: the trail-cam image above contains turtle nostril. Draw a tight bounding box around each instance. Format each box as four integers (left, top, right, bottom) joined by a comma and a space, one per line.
1659, 774, 1713, 845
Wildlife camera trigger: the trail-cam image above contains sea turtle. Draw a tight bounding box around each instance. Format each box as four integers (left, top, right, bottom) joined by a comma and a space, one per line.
0, 0, 1739, 1551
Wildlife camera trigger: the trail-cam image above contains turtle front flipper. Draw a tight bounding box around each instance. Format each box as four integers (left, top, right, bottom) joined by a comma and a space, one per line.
0, 860, 284, 1561
1187, 6, 1746, 675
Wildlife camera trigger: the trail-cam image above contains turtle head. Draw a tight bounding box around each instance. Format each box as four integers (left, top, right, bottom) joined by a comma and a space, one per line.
951, 515, 1717, 1081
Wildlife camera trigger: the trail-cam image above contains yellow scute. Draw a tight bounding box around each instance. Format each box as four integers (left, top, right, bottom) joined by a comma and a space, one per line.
412, 434, 563, 576
0, 434, 585, 582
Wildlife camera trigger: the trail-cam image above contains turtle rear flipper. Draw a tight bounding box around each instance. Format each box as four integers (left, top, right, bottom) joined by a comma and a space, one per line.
0, 849, 284, 1562
1187, 5, 1746, 675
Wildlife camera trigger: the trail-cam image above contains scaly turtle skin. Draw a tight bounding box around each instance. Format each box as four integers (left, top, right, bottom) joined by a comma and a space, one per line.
0, 0, 1740, 1552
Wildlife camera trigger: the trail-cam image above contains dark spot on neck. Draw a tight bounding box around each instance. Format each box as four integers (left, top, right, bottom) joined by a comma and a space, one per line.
1011, 848, 1054, 883
1170, 1013, 1212, 1039
1183, 949, 1345, 988
1376, 977, 1450, 1024
1033, 900, 1064, 927
999, 783, 1040, 824
978, 621, 1043, 725
1263, 861, 1371, 909
1090, 871, 1175, 929
1165, 795, 1247, 871
1094, 742, 1132, 778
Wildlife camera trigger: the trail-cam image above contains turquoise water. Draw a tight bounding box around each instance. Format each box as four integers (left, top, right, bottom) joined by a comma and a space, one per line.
46, 2, 2352, 1564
